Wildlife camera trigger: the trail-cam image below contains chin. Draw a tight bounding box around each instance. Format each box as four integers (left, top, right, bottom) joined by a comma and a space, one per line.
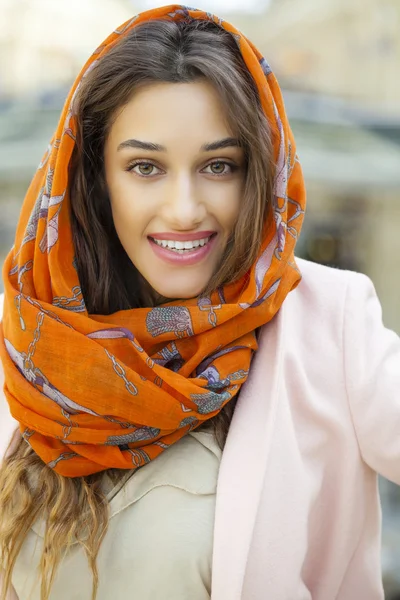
151, 278, 209, 302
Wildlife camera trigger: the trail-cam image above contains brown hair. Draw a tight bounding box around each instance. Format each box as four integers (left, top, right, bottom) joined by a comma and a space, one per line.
0, 17, 273, 600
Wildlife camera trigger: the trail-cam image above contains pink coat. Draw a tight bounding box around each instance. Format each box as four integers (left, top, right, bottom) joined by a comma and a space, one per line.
1, 257, 399, 599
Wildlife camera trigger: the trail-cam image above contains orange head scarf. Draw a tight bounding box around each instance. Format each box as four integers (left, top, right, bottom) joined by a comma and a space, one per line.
0, 5, 306, 477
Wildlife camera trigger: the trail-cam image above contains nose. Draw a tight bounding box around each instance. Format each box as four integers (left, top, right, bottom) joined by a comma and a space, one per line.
160, 172, 206, 230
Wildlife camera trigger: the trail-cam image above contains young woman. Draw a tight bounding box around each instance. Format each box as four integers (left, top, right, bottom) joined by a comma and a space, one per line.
0, 5, 399, 600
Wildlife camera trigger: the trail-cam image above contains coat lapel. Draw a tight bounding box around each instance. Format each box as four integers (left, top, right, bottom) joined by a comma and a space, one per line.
211, 307, 285, 599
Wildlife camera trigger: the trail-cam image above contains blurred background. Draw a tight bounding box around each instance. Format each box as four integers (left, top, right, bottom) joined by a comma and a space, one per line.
0, 0, 399, 595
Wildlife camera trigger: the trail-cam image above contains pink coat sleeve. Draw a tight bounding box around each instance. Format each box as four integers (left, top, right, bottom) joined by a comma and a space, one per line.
344, 272, 400, 484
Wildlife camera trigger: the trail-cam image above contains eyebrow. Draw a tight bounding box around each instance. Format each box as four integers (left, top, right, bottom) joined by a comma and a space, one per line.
117, 137, 241, 152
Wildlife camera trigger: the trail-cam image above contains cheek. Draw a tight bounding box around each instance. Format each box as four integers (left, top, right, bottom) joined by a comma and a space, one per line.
108, 178, 149, 238
214, 184, 242, 233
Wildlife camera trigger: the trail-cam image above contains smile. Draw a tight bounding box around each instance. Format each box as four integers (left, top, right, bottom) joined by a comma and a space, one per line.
148, 233, 217, 265
151, 236, 211, 253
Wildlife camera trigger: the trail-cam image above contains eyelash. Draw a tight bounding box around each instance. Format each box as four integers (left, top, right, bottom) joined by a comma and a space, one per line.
125, 159, 239, 178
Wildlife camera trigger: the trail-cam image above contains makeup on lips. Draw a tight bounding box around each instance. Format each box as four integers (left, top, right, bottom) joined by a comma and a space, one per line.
148, 231, 218, 265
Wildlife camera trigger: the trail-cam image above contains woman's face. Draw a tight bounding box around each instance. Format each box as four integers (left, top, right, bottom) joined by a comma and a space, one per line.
104, 80, 246, 300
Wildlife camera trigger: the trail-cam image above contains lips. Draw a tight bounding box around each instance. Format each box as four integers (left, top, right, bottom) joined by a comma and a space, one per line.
148, 232, 218, 266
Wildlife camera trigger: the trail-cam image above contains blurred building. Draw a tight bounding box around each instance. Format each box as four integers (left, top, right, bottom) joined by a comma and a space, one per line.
0, 0, 133, 98
248, 0, 400, 115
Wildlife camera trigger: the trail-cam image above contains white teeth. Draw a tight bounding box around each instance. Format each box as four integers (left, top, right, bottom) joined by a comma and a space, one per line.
152, 236, 211, 250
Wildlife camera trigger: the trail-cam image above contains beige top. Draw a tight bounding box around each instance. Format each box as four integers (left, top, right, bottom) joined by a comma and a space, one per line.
11, 431, 222, 600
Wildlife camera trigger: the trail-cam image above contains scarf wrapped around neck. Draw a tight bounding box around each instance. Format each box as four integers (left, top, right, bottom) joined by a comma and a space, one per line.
0, 5, 306, 477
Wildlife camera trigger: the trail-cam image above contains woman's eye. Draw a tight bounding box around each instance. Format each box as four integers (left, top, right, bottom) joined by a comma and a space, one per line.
203, 161, 235, 176
128, 162, 162, 177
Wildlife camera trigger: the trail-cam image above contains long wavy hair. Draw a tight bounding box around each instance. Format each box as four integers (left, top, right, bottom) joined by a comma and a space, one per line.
0, 18, 273, 600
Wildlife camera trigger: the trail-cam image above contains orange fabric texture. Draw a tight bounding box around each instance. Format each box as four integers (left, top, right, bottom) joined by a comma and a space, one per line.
0, 5, 306, 477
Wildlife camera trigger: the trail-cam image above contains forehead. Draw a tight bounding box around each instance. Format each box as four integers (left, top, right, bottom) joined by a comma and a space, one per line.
107, 80, 235, 149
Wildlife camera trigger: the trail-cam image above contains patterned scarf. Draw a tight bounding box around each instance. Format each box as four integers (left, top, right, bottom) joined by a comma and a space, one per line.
0, 5, 306, 477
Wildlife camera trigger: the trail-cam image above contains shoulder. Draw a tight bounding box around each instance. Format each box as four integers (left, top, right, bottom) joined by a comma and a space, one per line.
261, 258, 378, 357
295, 257, 355, 297
289, 257, 373, 318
